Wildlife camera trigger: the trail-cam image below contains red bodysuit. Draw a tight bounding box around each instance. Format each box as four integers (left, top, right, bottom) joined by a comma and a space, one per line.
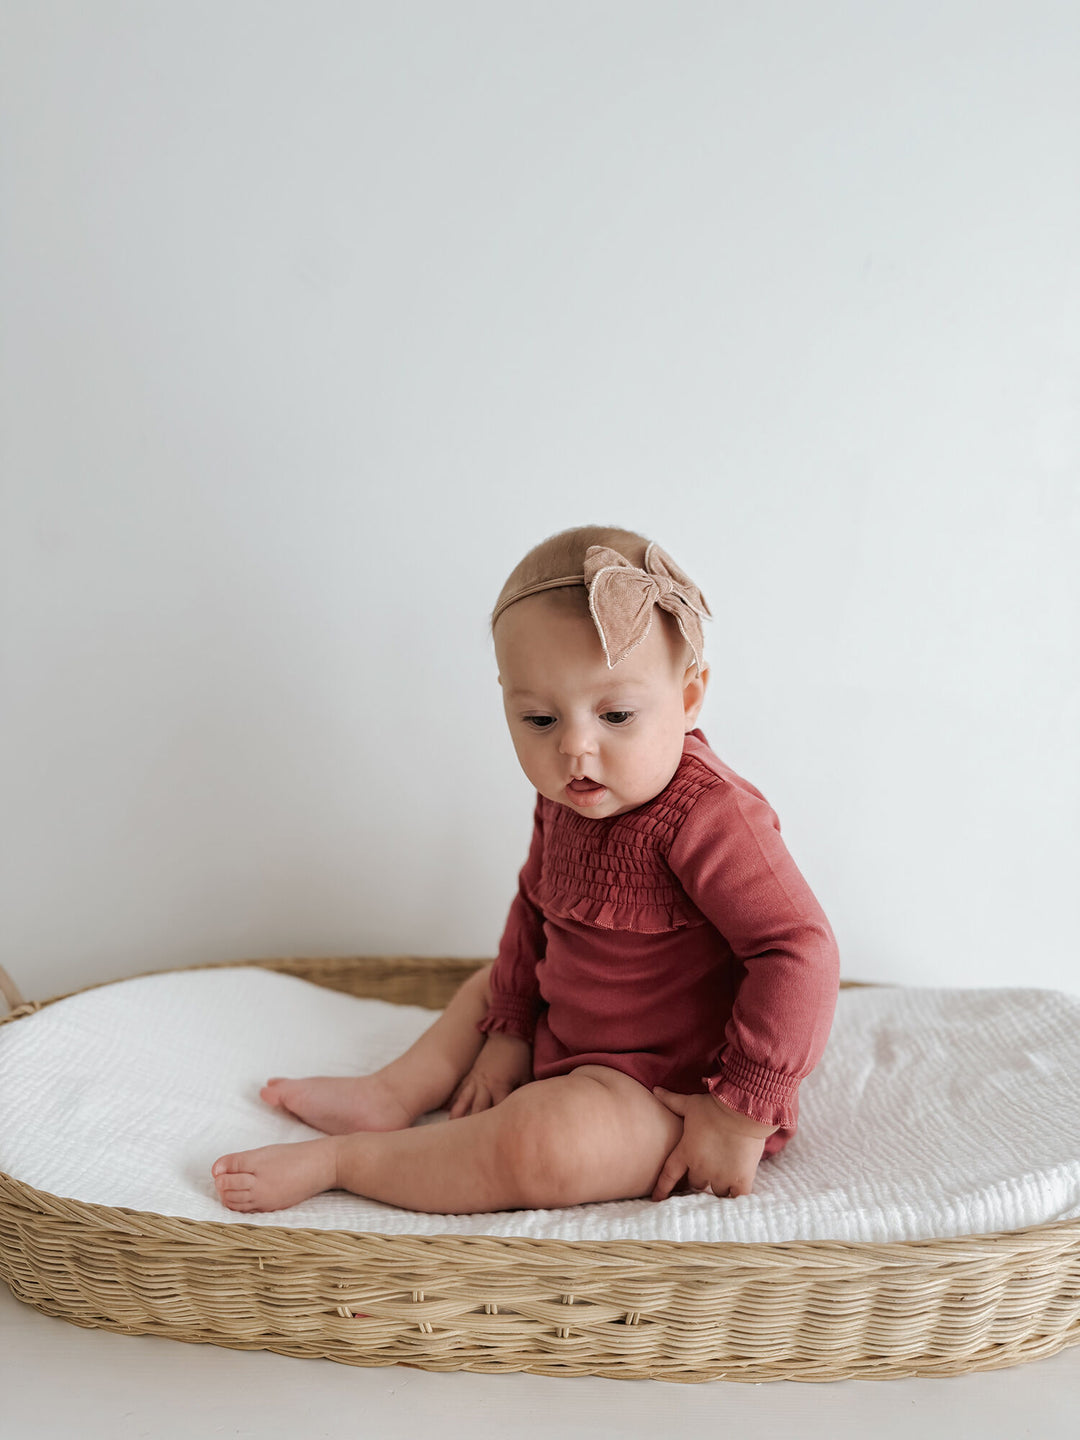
479, 729, 840, 1157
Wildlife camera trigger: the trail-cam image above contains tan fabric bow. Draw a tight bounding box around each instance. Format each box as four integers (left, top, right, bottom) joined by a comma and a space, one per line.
583, 543, 711, 672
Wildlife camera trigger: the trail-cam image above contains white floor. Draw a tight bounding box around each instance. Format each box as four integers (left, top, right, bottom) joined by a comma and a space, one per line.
3, 1281, 1077, 1440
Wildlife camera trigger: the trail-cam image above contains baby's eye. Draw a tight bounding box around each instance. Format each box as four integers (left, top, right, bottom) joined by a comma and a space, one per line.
524, 716, 556, 729
603, 711, 634, 725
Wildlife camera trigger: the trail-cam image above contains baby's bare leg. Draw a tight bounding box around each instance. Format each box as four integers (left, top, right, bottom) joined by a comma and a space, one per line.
260, 965, 493, 1133
213, 1065, 683, 1214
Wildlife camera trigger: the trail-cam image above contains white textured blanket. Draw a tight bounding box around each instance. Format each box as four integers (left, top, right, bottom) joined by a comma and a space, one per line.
1, 967, 1078, 1243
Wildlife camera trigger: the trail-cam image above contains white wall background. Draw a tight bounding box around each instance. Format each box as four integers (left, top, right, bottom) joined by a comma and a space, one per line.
2, 1, 1077, 1003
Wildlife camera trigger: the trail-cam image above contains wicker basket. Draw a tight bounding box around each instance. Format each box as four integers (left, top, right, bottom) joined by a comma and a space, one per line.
1, 955, 1079, 1383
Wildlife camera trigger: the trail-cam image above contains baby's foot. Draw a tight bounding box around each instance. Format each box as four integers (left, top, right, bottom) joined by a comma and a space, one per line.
211, 1137, 340, 1213
260, 1074, 412, 1134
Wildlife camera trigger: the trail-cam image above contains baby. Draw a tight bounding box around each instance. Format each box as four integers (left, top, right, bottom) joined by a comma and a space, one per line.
212, 525, 840, 1214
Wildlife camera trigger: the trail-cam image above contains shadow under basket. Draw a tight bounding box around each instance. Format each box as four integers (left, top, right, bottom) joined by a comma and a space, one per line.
1, 955, 1079, 1383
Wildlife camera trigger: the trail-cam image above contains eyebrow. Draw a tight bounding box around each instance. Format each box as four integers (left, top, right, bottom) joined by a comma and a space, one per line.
506, 682, 642, 701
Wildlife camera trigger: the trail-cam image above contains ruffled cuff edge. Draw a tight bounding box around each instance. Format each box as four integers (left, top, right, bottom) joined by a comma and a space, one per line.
478, 997, 537, 1046
704, 1049, 800, 1130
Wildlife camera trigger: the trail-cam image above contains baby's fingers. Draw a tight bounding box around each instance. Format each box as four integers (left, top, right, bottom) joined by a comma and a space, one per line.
651, 1146, 688, 1203
701, 1162, 759, 1199
449, 1080, 486, 1119
447, 1085, 473, 1120
466, 1082, 500, 1117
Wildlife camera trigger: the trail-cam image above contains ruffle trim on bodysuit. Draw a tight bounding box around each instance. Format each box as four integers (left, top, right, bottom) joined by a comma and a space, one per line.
534, 755, 727, 933
542, 894, 699, 932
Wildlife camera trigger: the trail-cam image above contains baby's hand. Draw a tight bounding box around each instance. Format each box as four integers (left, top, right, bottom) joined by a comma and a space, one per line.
650, 1088, 778, 1201
448, 1033, 533, 1119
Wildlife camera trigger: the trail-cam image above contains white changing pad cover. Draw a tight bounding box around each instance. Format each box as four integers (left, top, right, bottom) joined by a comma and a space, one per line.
2, 967, 1079, 1244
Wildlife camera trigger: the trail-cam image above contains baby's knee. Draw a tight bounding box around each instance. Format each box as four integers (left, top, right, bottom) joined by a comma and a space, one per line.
492, 1082, 601, 1208
494, 1110, 577, 1207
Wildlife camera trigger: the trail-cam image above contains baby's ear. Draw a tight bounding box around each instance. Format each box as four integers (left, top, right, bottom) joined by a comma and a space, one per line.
683, 662, 709, 727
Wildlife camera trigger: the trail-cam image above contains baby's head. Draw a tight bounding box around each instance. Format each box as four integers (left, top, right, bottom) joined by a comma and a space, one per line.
491, 526, 710, 818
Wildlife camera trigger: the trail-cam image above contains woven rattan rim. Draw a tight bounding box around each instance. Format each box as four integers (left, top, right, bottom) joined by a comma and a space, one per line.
2, 955, 1079, 1383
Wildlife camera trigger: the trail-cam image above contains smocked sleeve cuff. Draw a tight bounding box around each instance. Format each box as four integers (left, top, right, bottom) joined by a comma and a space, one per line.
704, 1047, 799, 1130
478, 992, 538, 1045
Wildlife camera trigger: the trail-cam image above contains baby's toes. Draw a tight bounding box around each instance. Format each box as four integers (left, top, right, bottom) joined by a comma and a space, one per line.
211, 1156, 255, 1207
219, 1185, 257, 1212
212, 1152, 257, 1185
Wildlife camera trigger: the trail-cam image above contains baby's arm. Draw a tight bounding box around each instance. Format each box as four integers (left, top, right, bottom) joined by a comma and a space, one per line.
664, 773, 840, 1191
451, 796, 547, 1118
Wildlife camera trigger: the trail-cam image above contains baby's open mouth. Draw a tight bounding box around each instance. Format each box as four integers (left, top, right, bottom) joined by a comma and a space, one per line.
567, 777, 610, 800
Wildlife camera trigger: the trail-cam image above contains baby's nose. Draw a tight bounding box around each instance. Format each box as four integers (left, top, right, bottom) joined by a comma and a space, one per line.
558, 721, 598, 757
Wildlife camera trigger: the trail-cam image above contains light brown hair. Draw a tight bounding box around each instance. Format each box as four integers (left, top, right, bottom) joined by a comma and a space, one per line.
492, 525, 652, 623
491, 525, 699, 670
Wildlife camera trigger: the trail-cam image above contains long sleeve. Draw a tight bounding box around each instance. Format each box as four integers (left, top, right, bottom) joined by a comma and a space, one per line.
478, 795, 547, 1043
666, 776, 840, 1129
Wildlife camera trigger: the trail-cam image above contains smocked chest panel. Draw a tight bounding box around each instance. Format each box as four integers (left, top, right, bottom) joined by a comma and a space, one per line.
535, 755, 724, 933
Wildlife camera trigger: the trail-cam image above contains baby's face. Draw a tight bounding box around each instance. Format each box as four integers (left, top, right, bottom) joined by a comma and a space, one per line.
494, 595, 708, 818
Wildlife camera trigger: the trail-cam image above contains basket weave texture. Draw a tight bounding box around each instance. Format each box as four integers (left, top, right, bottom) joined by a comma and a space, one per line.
2, 955, 1079, 1383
